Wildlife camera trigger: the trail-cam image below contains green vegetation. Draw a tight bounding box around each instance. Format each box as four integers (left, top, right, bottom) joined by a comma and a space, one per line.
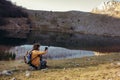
0, 51, 16, 60
0, 53, 120, 80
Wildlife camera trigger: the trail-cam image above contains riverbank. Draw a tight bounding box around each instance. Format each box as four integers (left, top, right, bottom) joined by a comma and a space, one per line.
0, 53, 120, 80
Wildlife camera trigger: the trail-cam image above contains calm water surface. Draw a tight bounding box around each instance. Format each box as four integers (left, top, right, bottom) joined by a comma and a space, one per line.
9, 45, 94, 60
0, 30, 120, 60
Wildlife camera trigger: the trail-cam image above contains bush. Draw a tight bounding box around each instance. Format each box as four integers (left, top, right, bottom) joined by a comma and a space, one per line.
0, 51, 16, 60
12, 53, 16, 60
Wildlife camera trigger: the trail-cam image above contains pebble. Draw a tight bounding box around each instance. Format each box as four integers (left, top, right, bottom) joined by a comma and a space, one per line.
110, 62, 120, 66
11, 77, 16, 80
87, 58, 91, 61
63, 68, 66, 70
116, 62, 120, 66
75, 64, 80, 66
116, 72, 120, 77
2, 70, 13, 76
41, 68, 48, 71
25, 71, 30, 77
108, 79, 112, 80
18, 60, 23, 63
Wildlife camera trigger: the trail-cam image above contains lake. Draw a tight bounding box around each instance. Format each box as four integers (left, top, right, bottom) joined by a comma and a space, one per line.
9, 45, 94, 60
0, 29, 120, 60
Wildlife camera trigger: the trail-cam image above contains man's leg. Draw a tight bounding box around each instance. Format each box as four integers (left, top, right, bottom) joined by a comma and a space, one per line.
40, 60, 47, 69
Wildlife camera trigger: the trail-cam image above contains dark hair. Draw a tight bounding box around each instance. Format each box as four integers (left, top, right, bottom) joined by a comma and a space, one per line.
32, 43, 40, 50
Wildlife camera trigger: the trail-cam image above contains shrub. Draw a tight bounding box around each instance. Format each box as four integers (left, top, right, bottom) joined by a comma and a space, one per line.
0, 51, 16, 60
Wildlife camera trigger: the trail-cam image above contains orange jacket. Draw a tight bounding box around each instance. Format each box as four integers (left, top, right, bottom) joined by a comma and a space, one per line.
31, 50, 46, 67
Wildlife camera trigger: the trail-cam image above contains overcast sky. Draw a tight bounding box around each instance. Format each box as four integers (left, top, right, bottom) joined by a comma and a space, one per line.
10, 0, 119, 12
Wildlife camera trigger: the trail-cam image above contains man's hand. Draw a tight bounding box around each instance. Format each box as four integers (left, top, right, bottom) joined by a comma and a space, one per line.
45, 47, 48, 51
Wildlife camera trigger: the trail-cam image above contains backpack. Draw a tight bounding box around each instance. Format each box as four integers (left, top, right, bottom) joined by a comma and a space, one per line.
24, 50, 32, 64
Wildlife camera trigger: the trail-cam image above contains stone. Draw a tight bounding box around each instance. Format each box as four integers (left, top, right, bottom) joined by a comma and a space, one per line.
75, 64, 80, 66
116, 62, 120, 66
11, 77, 16, 80
87, 58, 91, 61
2, 70, 13, 76
116, 72, 120, 77
25, 71, 30, 77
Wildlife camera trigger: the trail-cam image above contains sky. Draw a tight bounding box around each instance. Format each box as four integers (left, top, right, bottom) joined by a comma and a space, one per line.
10, 0, 119, 12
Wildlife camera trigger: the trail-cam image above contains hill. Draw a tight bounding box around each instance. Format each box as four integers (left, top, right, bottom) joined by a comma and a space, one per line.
27, 1, 120, 37
0, 0, 30, 30
0, 0, 120, 37
92, 0, 120, 17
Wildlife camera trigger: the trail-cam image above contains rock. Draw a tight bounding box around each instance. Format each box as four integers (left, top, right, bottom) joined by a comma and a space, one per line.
87, 58, 91, 61
108, 79, 112, 80
116, 72, 120, 77
110, 62, 120, 66
64, 77, 70, 80
63, 68, 66, 70
116, 62, 120, 66
2, 70, 13, 76
25, 71, 30, 77
11, 77, 16, 80
18, 60, 23, 63
41, 68, 48, 71
75, 64, 80, 66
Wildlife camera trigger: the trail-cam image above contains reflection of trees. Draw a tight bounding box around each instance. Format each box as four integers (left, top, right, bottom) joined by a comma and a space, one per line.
0, 29, 29, 46
26, 31, 120, 52
1, 29, 120, 52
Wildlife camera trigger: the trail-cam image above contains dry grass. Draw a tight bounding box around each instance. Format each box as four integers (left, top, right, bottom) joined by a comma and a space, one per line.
0, 53, 120, 80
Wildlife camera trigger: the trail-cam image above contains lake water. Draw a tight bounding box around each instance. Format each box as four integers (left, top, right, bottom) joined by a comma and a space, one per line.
0, 29, 120, 60
9, 45, 94, 60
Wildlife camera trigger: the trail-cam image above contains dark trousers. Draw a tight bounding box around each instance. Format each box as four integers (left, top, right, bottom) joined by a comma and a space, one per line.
40, 60, 47, 69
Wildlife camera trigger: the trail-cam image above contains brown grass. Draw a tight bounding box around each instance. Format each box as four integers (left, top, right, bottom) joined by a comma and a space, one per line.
0, 53, 120, 80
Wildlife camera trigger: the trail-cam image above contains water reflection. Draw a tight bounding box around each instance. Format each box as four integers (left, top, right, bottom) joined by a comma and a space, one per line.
0, 29, 120, 60
0, 29, 28, 46
9, 45, 94, 60
0, 29, 120, 52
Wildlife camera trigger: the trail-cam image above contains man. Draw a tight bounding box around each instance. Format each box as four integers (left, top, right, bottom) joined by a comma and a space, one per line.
30, 43, 48, 70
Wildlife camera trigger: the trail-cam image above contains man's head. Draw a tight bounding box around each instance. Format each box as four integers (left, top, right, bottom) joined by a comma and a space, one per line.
33, 43, 40, 50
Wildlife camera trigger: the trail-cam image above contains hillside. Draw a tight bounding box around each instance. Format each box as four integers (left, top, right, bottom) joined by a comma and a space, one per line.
27, 0, 120, 37
0, 0, 120, 37
92, 0, 120, 17
0, 0, 30, 30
